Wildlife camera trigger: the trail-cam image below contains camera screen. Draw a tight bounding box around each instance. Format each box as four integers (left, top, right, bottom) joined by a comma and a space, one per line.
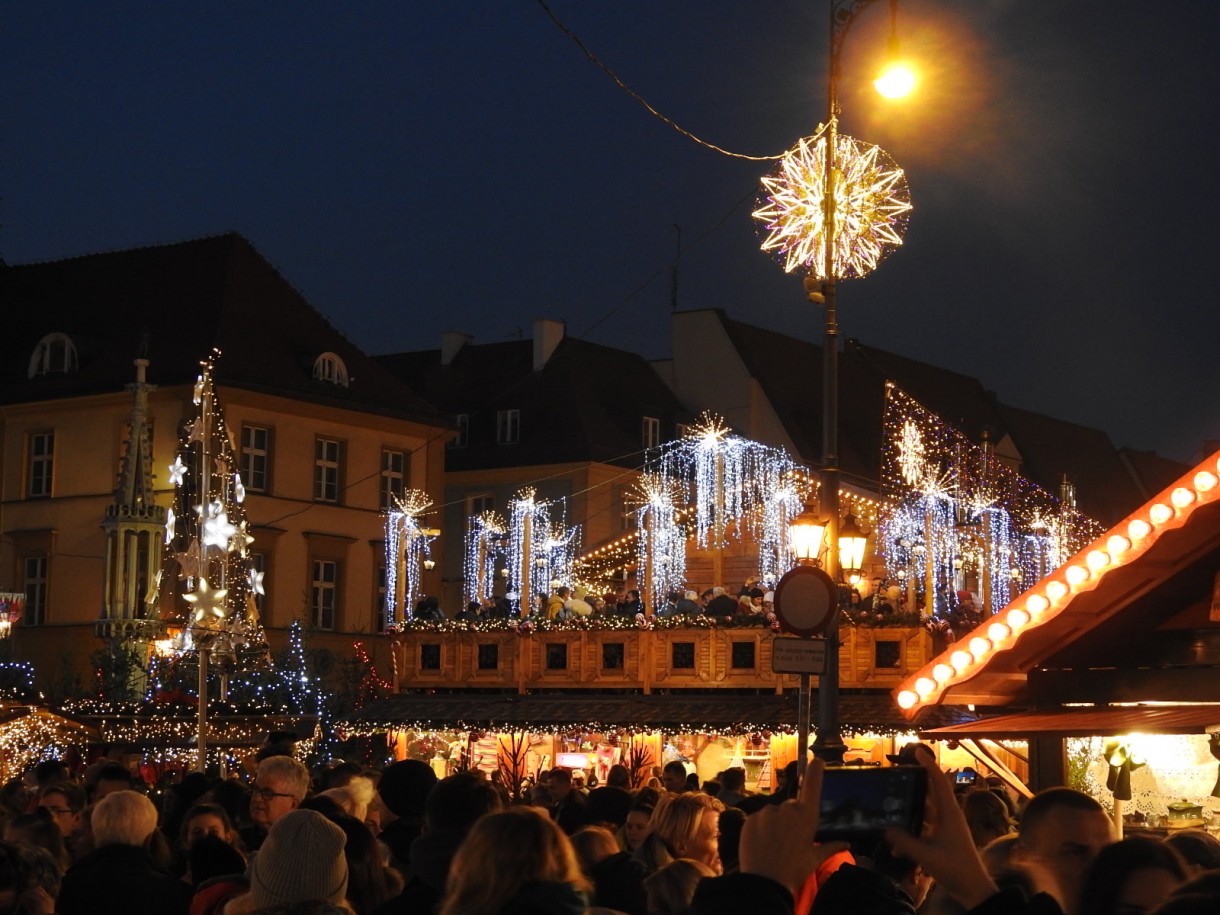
815, 765, 927, 842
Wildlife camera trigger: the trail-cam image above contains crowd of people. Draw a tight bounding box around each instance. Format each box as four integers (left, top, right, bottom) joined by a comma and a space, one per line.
0, 745, 1218, 915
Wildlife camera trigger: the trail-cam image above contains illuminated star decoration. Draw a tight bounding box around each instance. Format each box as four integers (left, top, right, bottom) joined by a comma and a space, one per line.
183, 577, 228, 623
164, 508, 177, 545
249, 568, 265, 595
168, 455, 188, 486
897, 420, 925, 487
202, 500, 237, 550
753, 126, 912, 278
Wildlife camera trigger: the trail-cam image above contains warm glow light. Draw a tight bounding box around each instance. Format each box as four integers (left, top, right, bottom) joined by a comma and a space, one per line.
988, 622, 1010, 642
1086, 550, 1110, 572
1149, 503, 1173, 526
1128, 518, 1152, 540
969, 636, 991, 659
1026, 594, 1049, 617
1194, 471, 1217, 493
1171, 487, 1196, 509
1107, 534, 1131, 557
874, 61, 917, 99
897, 690, 917, 709
789, 510, 828, 563
933, 663, 953, 683
914, 677, 936, 698
1046, 580, 1068, 602
1065, 565, 1089, 587
950, 650, 972, 672
1006, 608, 1030, 630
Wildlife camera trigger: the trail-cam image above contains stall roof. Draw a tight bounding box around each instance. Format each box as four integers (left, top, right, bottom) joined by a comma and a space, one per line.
895, 449, 1220, 716
919, 705, 1220, 740
341, 691, 973, 735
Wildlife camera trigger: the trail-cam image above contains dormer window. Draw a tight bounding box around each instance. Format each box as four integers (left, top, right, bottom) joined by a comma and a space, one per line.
312, 352, 349, 388
28, 333, 79, 378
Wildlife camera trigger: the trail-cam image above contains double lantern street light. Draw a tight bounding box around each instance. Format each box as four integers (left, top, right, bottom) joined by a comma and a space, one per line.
765, 0, 916, 765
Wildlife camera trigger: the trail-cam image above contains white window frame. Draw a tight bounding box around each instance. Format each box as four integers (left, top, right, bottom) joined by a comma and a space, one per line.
28, 432, 54, 498
312, 352, 350, 387
311, 559, 339, 630
381, 449, 407, 510
496, 409, 520, 445
642, 416, 661, 449
23, 555, 48, 626
240, 425, 271, 494
314, 438, 342, 503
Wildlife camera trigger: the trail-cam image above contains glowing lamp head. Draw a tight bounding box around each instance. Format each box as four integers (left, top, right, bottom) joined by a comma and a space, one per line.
1046, 580, 1068, 603
914, 677, 936, 698
1065, 565, 1089, 587
1086, 550, 1111, 573
1171, 487, 1196, 510
897, 689, 918, 710
969, 636, 991, 660
1150, 503, 1173, 526
988, 621, 1010, 643
1006, 608, 1030, 631
1194, 471, 1217, 493
933, 663, 953, 683
1107, 534, 1131, 557
1128, 518, 1151, 540
1026, 594, 1049, 617
874, 61, 917, 99
837, 513, 870, 574
950, 649, 973, 672
789, 509, 828, 564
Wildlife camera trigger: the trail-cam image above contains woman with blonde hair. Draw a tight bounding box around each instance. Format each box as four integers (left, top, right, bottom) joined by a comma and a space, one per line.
439, 806, 591, 915
633, 793, 724, 876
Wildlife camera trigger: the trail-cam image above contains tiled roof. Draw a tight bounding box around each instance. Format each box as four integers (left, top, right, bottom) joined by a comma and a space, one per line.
0, 234, 443, 423
378, 335, 691, 470
712, 311, 1185, 523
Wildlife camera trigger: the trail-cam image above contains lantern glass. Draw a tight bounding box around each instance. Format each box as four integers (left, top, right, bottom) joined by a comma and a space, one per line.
789, 509, 828, 564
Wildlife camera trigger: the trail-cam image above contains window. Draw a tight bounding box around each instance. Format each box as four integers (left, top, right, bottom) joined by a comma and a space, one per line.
602, 642, 625, 670
312, 352, 349, 387
28, 333, 78, 378
477, 643, 499, 670
675, 423, 691, 440
730, 641, 757, 669
249, 551, 268, 616
874, 640, 901, 669
671, 642, 695, 669
311, 559, 339, 630
642, 416, 660, 449
314, 438, 342, 503
375, 563, 387, 632
240, 425, 272, 494
467, 493, 495, 517
496, 409, 520, 445
28, 432, 54, 498
615, 484, 638, 532
381, 449, 407, 510
451, 414, 469, 448
23, 556, 48, 626
546, 643, 568, 670
420, 644, 441, 670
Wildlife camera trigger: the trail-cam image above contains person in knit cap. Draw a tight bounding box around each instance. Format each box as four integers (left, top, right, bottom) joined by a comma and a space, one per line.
225, 809, 350, 914
375, 759, 438, 871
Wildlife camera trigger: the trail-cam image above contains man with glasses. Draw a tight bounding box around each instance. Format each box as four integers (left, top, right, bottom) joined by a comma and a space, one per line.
248, 756, 311, 849
39, 782, 86, 860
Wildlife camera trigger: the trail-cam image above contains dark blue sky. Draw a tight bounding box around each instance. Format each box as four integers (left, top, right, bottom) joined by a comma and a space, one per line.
4, 1, 1218, 462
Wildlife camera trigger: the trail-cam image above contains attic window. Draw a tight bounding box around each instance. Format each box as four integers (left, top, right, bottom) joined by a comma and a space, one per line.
312, 353, 349, 388
28, 333, 79, 378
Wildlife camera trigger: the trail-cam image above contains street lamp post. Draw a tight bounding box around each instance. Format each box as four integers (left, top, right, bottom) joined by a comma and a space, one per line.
810, 0, 908, 764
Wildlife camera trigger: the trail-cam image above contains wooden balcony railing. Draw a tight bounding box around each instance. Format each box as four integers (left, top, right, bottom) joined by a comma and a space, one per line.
386, 625, 932, 693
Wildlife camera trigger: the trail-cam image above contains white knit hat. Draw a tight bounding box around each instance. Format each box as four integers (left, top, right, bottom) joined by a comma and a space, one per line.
249, 809, 348, 907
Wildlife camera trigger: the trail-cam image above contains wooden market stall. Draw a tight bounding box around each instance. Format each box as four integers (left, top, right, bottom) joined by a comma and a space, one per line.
894, 447, 1220, 826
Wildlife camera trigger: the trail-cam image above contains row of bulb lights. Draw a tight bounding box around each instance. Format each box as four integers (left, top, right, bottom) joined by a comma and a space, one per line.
896, 462, 1220, 713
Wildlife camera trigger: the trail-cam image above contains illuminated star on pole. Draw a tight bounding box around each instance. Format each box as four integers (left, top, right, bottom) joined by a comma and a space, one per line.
249, 568, 265, 595
202, 501, 237, 549
183, 577, 228, 623
164, 507, 177, 545
168, 455, 188, 486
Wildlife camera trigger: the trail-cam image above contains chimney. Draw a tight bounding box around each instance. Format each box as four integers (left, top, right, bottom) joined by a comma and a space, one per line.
533, 319, 565, 371
441, 331, 471, 366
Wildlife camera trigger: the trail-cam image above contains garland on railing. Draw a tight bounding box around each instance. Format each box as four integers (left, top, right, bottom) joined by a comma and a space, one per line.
384, 612, 839, 636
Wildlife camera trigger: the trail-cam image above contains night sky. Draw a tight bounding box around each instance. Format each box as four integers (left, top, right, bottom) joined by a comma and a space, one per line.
4, 1, 1218, 462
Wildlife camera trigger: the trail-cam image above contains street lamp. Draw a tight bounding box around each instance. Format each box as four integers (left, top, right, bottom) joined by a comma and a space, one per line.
789, 507, 829, 565
838, 513, 870, 582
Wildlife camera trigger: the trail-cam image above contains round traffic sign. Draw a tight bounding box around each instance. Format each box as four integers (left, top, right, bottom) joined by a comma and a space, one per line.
772, 565, 837, 637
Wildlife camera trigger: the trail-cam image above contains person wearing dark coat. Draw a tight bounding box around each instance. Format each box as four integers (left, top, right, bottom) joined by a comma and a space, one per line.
548, 768, 593, 835
376, 759, 438, 872
373, 771, 504, 915
705, 588, 739, 617
57, 790, 191, 915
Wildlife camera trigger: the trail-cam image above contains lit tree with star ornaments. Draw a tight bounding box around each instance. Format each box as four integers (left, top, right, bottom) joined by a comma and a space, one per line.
163, 351, 270, 764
